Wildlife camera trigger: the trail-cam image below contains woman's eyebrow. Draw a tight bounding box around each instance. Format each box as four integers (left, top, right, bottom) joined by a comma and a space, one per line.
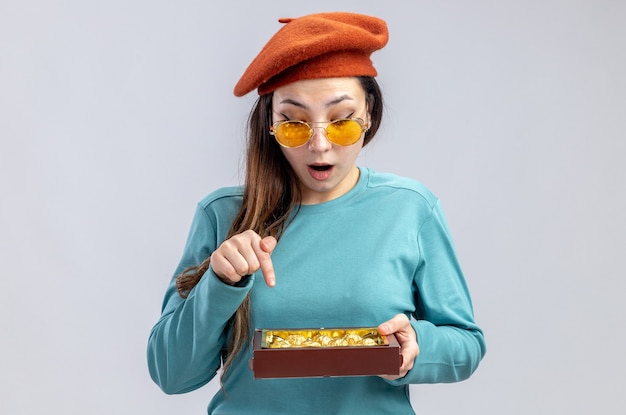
326, 95, 354, 107
278, 98, 307, 109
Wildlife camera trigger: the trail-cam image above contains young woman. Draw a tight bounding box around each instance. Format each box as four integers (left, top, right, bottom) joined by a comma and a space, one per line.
148, 12, 485, 414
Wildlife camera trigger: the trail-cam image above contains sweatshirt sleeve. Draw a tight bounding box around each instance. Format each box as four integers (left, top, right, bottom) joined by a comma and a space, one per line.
388, 200, 486, 385
146, 203, 253, 394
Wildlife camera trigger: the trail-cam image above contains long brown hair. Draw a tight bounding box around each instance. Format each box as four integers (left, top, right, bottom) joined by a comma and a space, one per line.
175, 76, 383, 383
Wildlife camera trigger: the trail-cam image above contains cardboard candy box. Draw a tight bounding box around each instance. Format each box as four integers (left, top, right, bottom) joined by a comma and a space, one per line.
250, 327, 402, 379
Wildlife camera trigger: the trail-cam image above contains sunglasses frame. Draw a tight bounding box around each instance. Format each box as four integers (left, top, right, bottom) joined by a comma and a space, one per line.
269, 117, 368, 148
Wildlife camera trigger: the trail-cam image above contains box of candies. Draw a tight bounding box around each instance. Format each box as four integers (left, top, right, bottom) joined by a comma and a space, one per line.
250, 327, 402, 379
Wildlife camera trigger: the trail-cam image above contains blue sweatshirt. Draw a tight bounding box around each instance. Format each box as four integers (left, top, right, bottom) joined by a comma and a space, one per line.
148, 167, 486, 414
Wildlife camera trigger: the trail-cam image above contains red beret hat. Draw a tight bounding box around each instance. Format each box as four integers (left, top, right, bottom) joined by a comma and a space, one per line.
233, 12, 389, 97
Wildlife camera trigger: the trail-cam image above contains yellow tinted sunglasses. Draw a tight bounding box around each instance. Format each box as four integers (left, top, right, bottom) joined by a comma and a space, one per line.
270, 118, 368, 148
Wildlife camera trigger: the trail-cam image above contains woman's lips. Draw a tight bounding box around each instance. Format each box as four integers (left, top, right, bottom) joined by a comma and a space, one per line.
307, 164, 334, 181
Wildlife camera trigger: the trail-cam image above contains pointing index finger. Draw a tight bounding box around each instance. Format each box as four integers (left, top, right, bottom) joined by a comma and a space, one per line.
256, 236, 277, 287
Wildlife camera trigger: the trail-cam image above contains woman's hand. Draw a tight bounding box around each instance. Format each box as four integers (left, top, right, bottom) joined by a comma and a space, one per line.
210, 230, 277, 287
377, 314, 420, 380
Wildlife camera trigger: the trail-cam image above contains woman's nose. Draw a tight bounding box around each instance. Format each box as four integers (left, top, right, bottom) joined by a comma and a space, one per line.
307, 126, 333, 152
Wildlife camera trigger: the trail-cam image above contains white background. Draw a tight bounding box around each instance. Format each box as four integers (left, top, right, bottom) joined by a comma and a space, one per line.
1, 1, 624, 414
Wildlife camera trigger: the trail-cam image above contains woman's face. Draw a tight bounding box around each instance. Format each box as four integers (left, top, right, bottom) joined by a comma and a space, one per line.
272, 77, 370, 205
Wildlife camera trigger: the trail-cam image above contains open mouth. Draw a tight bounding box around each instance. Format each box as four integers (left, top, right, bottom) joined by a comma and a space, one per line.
309, 164, 332, 171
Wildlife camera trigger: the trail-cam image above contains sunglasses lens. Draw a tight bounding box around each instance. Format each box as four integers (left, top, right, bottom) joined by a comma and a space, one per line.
326, 119, 364, 146
274, 121, 311, 147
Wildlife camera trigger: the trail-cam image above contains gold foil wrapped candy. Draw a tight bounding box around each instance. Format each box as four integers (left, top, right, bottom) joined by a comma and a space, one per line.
263, 328, 386, 349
